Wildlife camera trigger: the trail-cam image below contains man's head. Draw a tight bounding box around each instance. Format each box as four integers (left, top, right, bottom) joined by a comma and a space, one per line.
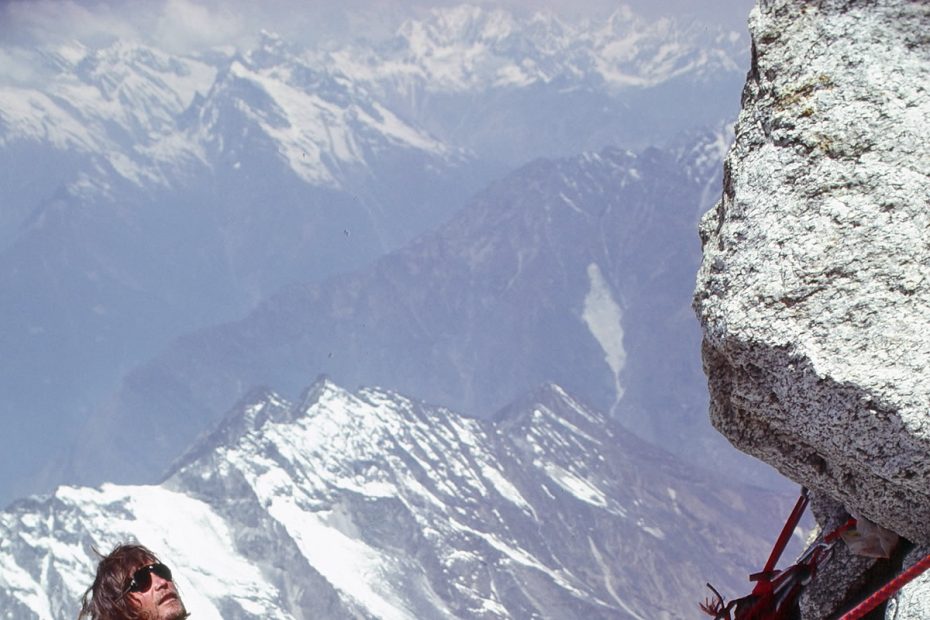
79, 543, 189, 620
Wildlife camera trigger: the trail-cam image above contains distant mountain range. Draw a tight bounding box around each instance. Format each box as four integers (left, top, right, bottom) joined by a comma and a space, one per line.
0, 378, 801, 619
0, 5, 746, 213
0, 4, 752, 504
323, 5, 747, 162
62, 128, 777, 495
0, 6, 796, 619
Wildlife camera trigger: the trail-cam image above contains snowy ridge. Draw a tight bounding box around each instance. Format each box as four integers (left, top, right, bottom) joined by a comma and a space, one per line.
0, 41, 214, 192
328, 5, 747, 93
196, 36, 452, 188
1, 379, 797, 619
0, 41, 213, 149
0, 3, 744, 198
0, 32, 456, 196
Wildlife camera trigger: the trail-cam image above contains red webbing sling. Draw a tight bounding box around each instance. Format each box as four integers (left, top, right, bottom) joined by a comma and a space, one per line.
703, 487, 930, 620
701, 488, 855, 620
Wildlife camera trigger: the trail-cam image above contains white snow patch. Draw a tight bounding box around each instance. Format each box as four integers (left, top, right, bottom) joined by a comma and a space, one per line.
364, 102, 447, 155
0, 87, 99, 151
55, 41, 89, 65
266, 501, 417, 620
535, 405, 600, 444
667, 487, 682, 515
0, 560, 54, 619
639, 523, 665, 540
547, 385, 604, 426
494, 64, 535, 87
588, 536, 646, 619
559, 191, 587, 215
481, 465, 535, 516
448, 520, 586, 597
581, 262, 626, 413
544, 464, 607, 508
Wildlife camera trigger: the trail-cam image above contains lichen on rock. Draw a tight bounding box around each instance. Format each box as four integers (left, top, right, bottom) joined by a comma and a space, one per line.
694, 0, 930, 615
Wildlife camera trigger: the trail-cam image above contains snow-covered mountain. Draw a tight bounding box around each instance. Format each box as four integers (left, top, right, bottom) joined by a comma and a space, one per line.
0, 378, 800, 619
336, 5, 744, 92
0, 5, 746, 218
0, 33, 460, 205
325, 5, 747, 162
0, 20, 480, 504
0, 3, 751, 505
65, 127, 784, 497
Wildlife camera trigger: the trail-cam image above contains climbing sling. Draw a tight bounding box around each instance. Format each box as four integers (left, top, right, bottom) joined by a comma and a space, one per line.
701, 487, 930, 619
700, 488, 854, 620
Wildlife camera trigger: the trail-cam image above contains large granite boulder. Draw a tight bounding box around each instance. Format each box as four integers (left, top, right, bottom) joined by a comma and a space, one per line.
694, 0, 930, 552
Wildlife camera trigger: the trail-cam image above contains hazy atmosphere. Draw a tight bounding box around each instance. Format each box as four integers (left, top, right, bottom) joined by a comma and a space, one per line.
1, 0, 760, 504
0, 1, 803, 617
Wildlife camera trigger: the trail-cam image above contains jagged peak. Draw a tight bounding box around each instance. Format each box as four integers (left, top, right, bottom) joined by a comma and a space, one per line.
75, 38, 195, 77
168, 378, 422, 485
295, 373, 345, 412
245, 29, 298, 69
162, 385, 290, 480
33, 40, 90, 74
396, 4, 519, 47
491, 382, 608, 436
0, 370, 788, 620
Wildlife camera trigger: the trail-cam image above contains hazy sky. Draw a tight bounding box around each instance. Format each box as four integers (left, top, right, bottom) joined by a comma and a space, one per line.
0, 0, 756, 53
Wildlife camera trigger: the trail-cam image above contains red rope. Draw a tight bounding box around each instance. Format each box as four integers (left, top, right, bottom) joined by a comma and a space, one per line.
839, 550, 930, 620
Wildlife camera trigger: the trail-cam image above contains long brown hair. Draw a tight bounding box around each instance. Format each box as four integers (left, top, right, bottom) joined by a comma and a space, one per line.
78, 543, 186, 620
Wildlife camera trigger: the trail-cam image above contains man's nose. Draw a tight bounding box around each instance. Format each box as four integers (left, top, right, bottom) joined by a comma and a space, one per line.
152, 573, 170, 589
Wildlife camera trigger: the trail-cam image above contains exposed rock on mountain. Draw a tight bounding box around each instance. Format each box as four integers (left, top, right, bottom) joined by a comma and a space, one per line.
0, 30, 481, 505
694, 0, 930, 615
0, 379, 801, 619
0, 4, 750, 505
68, 131, 781, 495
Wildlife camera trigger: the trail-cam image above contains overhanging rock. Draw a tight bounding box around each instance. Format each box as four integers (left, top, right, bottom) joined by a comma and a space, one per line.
694, 0, 930, 544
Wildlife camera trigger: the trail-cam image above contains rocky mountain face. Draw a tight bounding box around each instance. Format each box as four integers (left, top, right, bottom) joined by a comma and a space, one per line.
0, 30, 481, 503
693, 0, 930, 617
0, 379, 801, 619
65, 129, 783, 495
0, 4, 750, 505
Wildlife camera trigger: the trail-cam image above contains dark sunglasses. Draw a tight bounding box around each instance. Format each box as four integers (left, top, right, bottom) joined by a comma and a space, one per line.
121, 563, 173, 597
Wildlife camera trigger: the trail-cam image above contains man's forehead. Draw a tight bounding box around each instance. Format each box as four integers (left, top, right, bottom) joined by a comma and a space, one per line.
131, 557, 157, 570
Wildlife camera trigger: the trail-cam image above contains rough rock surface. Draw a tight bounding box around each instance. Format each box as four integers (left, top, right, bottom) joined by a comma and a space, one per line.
695, 0, 930, 616
799, 492, 881, 619
694, 0, 930, 548
887, 545, 930, 619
